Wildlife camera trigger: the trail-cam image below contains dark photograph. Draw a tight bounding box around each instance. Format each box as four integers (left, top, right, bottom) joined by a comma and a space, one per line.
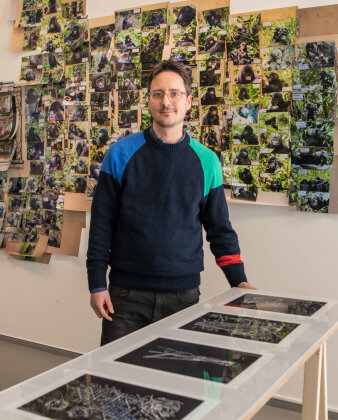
225, 293, 326, 316
181, 312, 299, 343
19, 374, 203, 419
117, 337, 260, 384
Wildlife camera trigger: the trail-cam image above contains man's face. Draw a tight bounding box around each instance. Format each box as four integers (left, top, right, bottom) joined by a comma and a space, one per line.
148, 71, 192, 129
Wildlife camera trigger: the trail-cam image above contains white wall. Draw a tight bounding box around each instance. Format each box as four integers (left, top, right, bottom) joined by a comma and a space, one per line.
1, 0, 338, 410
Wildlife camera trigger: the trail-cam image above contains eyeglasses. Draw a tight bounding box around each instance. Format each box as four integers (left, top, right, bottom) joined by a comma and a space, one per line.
149, 90, 188, 102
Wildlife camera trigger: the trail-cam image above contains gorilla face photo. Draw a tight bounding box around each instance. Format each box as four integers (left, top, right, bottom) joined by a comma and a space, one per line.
49, 152, 63, 171
92, 110, 109, 126
89, 163, 101, 180
266, 134, 289, 154
46, 15, 62, 34
233, 147, 252, 166
90, 92, 109, 108
201, 86, 220, 105
48, 101, 64, 121
201, 105, 220, 126
94, 127, 109, 147
264, 155, 284, 174
26, 125, 42, 142
199, 56, 221, 86
236, 64, 260, 84
90, 72, 111, 92
172, 5, 196, 28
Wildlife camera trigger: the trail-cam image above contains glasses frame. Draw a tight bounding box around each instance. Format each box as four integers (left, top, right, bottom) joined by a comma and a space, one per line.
148, 90, 189, 102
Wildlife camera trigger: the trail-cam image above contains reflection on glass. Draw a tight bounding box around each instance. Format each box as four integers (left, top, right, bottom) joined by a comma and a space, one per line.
225, 294, 326, 316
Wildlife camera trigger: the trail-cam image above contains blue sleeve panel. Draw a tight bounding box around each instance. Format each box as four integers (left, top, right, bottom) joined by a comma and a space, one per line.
101, 133, 146, 185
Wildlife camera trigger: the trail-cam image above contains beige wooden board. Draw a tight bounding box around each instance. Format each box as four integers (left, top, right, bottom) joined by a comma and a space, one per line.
229, 6, 297, 21
298, 5, 338, 38
46, 209, 86, 256
14, 0, 23, 28
88, 15, 115, 29
196, 0, 229, 13
141, 2, 169, 13
63, 192, 92, 212
8, 252, 52, 264
328, 168, 338, 214
10, 26, 24, 52
5, 234, 48, 257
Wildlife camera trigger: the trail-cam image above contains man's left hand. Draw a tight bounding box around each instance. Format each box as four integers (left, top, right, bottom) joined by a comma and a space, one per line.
238, 282, 257, 289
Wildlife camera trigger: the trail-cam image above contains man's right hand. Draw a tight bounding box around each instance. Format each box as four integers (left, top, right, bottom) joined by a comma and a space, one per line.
90, 290, 114, 321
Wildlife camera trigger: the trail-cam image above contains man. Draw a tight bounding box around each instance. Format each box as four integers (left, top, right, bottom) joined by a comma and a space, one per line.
87, 60, 255, 345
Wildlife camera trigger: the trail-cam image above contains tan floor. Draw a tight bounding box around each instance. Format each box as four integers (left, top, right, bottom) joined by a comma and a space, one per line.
0, 339, 72, 392
252, 405, 301, 420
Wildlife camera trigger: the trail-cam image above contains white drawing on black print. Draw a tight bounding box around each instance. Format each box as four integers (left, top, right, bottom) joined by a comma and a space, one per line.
144, 346, 236, 367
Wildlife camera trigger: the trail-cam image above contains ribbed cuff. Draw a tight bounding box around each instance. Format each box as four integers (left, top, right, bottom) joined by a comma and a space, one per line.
87, 268, 108, 292
221, 263, 247, 287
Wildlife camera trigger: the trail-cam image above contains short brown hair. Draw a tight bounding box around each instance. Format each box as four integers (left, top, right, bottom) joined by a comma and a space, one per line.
147, 60, 192, 95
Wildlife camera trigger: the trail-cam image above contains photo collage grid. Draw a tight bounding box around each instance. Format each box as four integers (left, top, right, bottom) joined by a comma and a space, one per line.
0, 1, 336, 258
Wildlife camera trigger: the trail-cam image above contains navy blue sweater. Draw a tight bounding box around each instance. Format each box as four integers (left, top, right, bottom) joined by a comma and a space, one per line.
86, 127, 247, 292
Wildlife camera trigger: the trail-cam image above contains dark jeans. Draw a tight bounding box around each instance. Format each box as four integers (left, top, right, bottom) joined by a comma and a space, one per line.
101, 284, 200, 346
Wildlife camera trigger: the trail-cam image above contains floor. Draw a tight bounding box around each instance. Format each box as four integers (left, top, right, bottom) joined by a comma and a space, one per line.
0, 339, 334, 419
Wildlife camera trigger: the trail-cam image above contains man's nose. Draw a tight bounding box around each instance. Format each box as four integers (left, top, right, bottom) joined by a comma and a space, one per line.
161, 93, 171, 106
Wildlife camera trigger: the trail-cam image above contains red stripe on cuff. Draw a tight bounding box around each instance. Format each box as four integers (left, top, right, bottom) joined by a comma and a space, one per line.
216, 254, 243, 267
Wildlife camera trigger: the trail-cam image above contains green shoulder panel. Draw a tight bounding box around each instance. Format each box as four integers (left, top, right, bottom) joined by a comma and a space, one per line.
189, 137, 222, 196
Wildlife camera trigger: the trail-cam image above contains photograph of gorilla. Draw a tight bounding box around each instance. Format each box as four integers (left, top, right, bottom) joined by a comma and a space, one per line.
262, 72, 283, 93
233, 125, 259, 145
47, 15, 62, 34
266, 134, 289, 154
266, 92, 290, 112
199, 33, 225, 54
90, 25, 114, 50
236, 64, 260, 84
199, 55, 221, 86
233, 104, 259, 125
202, 106, 220, 126
233, 147, 252, 165
302, 41, 335, 68
228, 41, 254, 65
174, 6, 196, 28
203, 8, 225, 29
232, 186, 257, 201
91, 73, 110, 92
143, 10, 166, 29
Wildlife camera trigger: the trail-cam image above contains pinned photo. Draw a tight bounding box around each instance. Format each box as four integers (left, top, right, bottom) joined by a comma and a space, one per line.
168, 5, 197, 28
199, 7, 229, 30
260, 17, 298, 48
90, 24, 115, 51
233, 104, 259, 125
115, 9, 142, 31
142, 8, 167, 30
23, 27, 41, 51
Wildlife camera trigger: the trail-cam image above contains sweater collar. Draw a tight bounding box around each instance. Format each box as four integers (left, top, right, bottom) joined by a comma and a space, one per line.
144, 126, 190, 151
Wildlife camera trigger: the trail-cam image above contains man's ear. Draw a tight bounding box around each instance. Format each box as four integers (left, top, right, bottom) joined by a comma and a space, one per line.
186, 94, 192, 110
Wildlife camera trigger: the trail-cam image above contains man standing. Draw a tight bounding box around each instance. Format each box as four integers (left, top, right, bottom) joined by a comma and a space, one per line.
87, 60, 255, 345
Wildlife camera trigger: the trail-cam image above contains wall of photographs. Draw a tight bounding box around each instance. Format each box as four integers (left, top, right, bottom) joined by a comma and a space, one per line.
0, 0, 337, 262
